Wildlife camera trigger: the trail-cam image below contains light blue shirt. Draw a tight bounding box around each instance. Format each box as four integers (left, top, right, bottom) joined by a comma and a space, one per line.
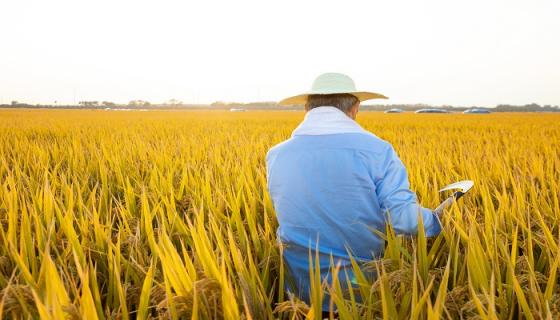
265, 107, 441, 308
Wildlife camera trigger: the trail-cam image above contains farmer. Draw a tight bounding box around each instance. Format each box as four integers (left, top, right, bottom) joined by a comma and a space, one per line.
265, 73, 443, 313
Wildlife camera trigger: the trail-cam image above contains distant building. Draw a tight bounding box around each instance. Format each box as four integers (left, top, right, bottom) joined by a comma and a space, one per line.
415, 108, 449, 114
230, 108, 247, 112
384, 108, 404, 113
463, 108, 491, 114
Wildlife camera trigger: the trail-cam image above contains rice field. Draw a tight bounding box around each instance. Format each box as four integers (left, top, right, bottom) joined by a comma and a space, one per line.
0, 109, 559, 319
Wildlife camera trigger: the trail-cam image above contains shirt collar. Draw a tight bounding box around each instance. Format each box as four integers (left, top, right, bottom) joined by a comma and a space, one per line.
291, 106, 371, 137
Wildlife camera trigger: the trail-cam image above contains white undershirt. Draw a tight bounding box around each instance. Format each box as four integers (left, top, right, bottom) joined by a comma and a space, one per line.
291, 106, 373, 137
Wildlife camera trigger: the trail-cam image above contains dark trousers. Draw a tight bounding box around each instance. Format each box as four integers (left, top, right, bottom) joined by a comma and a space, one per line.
321, 311, 339, 319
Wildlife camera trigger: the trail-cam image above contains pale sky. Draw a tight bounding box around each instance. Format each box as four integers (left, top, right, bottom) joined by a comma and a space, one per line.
1, 0, 559, 106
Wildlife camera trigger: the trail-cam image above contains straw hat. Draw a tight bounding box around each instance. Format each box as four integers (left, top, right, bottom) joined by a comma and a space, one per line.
278, 72, 388, 106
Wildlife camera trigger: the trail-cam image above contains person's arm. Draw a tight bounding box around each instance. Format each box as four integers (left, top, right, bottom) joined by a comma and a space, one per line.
374, 146, 442, 237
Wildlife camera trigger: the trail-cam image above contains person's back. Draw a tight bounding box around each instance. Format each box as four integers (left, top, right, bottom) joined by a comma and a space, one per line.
266, 73, 442, 312
266, 107, 442, 308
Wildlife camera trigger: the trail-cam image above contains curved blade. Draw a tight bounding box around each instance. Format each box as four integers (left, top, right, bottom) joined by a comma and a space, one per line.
439, 180, 474, 193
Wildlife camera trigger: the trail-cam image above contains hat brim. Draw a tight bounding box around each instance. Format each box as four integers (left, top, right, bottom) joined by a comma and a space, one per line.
278, 91, 388, 106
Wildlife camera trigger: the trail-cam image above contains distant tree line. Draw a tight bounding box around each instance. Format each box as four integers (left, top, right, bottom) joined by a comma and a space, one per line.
1, 101, 558, 112
492, 103, 559, 112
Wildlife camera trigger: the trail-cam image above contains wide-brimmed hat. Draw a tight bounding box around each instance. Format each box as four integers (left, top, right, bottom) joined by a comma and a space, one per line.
278, 72, 388, 106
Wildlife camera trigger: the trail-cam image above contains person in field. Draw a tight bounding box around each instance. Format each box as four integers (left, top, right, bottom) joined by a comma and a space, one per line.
265, 73, 442, 312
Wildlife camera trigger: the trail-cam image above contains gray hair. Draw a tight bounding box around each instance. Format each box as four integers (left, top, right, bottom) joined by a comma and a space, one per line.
305, 94, 359, 113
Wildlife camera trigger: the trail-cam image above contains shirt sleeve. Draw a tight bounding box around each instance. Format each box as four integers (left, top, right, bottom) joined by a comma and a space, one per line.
374, 146, 442, 237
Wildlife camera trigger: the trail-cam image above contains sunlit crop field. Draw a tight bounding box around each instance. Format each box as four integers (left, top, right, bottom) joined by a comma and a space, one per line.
0, 109, 559, 319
